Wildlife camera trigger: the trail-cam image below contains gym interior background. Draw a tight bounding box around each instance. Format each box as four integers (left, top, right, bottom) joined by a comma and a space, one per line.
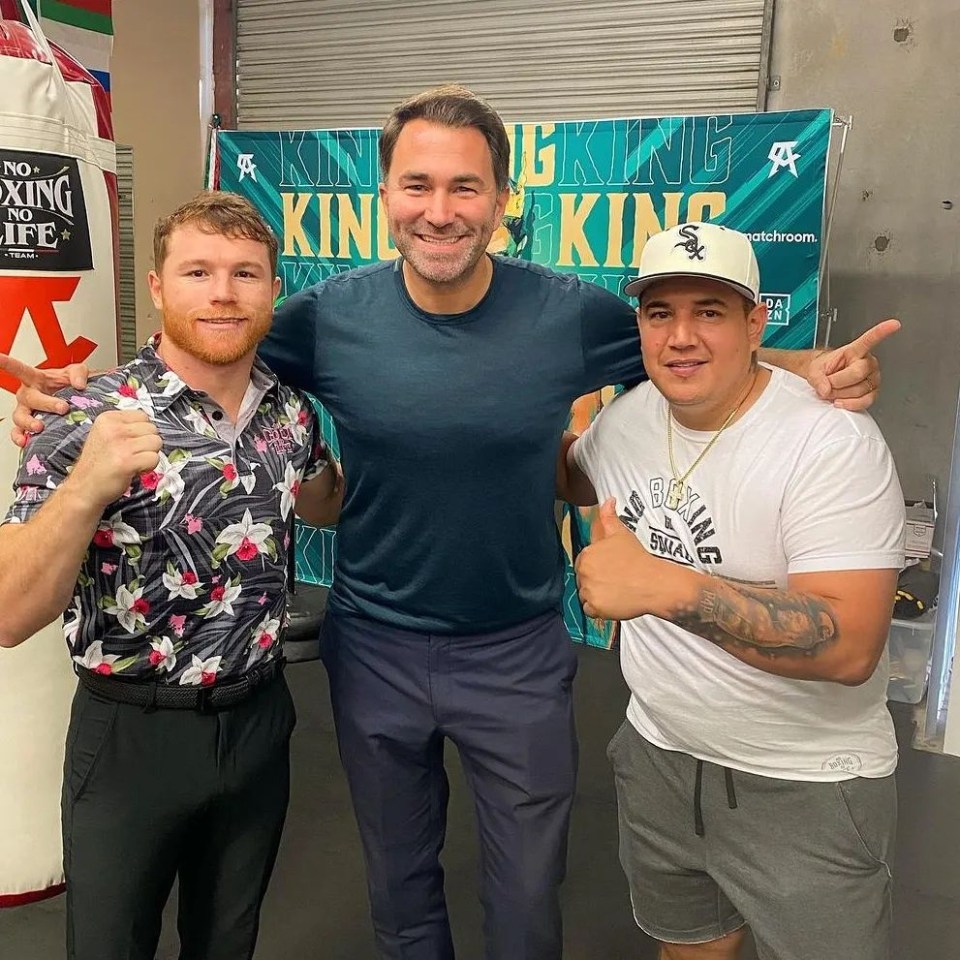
2, 0, 959, 957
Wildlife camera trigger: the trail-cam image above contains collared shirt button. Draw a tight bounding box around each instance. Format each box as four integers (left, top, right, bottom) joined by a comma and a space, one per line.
212, 410, 224, 421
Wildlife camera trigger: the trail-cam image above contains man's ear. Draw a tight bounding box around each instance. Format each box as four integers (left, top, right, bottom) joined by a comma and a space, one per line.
147, 269, 163, 311
495, 185, 510, 222
747, 299, 768, 350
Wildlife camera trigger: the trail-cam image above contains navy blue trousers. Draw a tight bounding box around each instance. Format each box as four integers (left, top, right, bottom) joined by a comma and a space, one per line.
322, 610, 579, 960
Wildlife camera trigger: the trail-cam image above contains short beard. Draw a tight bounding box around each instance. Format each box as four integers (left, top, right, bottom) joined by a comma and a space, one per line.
162, 309, 272, 366
392, 218, 497, 286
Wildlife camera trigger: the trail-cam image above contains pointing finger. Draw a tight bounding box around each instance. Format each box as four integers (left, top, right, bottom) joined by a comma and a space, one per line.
0, 352, 40, 388
843, 319, 901, 358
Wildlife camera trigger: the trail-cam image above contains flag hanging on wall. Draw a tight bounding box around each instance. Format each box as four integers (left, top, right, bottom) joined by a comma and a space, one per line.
39, 0, 112, 93
0, 0, 114, 94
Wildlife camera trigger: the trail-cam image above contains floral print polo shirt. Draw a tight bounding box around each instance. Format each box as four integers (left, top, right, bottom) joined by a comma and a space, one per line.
2, 337, 329, 686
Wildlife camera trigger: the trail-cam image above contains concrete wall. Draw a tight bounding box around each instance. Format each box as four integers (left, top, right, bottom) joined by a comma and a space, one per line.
767, 0, 960, 504
111, 0, 207, 344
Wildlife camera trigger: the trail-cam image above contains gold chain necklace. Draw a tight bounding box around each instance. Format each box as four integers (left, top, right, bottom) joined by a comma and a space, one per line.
665, 368, 759, 510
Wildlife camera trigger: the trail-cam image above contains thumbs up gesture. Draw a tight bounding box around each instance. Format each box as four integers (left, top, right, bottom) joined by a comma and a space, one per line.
575, 498, 659, 621
589, 497, 629, 543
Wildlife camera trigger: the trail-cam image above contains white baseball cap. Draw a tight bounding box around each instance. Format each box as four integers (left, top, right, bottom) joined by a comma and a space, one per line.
623, 221, 760, 302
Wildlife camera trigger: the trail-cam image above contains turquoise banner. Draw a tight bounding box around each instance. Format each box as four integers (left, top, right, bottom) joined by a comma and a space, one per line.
215, 108, 832, 646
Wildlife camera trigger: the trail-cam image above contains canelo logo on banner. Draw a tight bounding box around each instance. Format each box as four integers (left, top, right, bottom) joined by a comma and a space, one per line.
0, 148, 97, 394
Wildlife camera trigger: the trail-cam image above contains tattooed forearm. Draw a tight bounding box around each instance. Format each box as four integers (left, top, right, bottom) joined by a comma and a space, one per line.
672, 580, 839, 658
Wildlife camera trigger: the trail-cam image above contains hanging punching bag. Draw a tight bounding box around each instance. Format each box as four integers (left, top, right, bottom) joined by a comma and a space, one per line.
0, 0, 119, 907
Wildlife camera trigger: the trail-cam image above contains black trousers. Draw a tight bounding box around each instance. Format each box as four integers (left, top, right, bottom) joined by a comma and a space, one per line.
61, 675, 296, 960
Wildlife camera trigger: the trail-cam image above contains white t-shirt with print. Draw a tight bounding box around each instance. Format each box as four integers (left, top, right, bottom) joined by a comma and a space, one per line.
574, 366, 905, 781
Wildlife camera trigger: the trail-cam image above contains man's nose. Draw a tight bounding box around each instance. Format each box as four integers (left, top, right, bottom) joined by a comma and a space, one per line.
424, 190, 454, 227
209, 273, 238, 302
666, 315, 697, 347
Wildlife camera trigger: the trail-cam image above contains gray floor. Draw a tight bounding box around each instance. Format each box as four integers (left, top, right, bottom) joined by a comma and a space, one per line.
3, 646, 959, 959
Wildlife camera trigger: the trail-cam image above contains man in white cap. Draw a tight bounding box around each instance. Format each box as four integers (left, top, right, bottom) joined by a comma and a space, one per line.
557, 221, 905, 960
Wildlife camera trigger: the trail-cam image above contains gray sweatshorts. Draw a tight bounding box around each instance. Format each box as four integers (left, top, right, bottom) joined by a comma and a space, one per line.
608, 720, 896, 960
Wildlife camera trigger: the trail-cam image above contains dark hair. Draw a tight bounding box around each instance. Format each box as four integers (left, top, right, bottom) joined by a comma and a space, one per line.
379, 84, 511, 192
153, 191, 279, 276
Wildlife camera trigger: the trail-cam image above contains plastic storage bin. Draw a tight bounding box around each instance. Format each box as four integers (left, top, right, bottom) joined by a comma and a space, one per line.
887, 608, 937, 704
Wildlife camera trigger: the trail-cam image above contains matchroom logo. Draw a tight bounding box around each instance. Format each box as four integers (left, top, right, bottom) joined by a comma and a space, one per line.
0, 149, 93, 272
761, 293, 792, 327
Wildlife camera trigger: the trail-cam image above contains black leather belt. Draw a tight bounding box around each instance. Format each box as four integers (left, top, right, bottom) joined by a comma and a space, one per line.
76, 656, 286, 711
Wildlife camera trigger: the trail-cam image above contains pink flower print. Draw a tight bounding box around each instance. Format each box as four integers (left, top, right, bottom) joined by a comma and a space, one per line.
168, 614, 187, 638
254, 437, 268, 454
95, 662, 114, 676
111, 380, 153, 413
163, 566, 203, 601
284, 399, 309, 443
101, 562, 118, 575
70, 395, 101, 410
149, 637, 176, 673
251, 615, 282, 659
179, 655, 222, 686
223, 463, 238, 482
198, 580, 242, 619
236, 538, 259, 562
183, 514, 203, 534
102, 582, 150, 633
25, 455, 45, 476
274, 463, 303, 521
257, 593, 269, 606
73, 640, 120, 673
93, 517, 141, 553
212, 575, 221, 584
215, 509, 273, 562
284, 532, 291, 550
144, 452, 189, 505
93, 528, 114, 548
63, 598, 82, 648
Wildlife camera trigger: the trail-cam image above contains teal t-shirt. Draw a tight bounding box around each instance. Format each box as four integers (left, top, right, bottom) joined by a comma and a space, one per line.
260, 256, 644, 634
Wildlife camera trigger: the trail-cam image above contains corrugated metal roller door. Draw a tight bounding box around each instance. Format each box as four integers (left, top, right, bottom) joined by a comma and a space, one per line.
235, 0, 773, 129
115, 144, 138, 363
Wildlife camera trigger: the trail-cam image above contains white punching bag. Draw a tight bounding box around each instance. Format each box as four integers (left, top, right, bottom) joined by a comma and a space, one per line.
0, 0, 119, 907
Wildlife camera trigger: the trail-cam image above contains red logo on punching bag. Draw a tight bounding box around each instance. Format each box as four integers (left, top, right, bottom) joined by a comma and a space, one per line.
0, 275, 97, 394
